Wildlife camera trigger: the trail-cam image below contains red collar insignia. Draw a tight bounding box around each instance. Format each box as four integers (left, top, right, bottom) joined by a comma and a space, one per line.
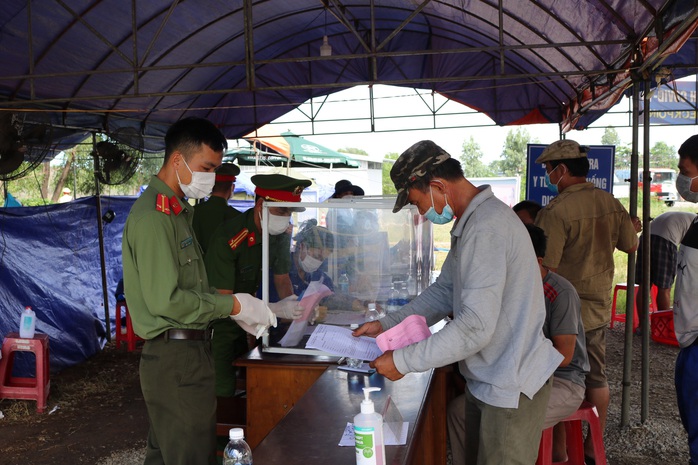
248, 232, 257, 246
169, 196, 183, 216
228, 229, 249, 251
156, 194, 170, 215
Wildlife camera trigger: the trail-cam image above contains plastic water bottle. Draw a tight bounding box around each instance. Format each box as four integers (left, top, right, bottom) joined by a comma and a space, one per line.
223, 428, 253, 465
19, 306, 36, 339
338, 273, 350, 294
365, 303, 382, 322
397, 282, 409, 307
385, 284, 400, 314
406, 274, 417, 297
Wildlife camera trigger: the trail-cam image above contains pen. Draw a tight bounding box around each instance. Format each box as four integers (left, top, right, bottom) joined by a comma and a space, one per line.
337, 357, 346, 365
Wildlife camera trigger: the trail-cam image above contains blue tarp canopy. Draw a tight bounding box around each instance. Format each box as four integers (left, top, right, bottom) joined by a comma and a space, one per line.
1, 1, 698, 153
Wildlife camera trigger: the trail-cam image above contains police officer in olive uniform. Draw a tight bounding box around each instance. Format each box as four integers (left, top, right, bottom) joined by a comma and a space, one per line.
205, 174, 311, 398
192, 162, 241, 253
122, 117, 277, 465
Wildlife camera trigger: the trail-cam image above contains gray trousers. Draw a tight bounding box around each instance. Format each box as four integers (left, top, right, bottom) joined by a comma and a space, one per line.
140, 338, 217, 465
447, 376, 552, 465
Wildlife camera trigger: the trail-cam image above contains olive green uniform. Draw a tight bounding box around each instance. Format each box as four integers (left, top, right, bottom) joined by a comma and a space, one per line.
205, 208, 292, 397
122, 175, 234, 465
192, 195, 240, 254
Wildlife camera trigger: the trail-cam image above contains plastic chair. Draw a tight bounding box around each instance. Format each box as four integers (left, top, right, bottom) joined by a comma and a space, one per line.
114, 301, 143, 351
0, 332, 51, 413
609, 283, 658, 330
536, 401, 607, 465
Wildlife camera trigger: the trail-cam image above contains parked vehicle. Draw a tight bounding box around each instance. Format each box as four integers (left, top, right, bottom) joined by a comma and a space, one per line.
638, 168, 678, 206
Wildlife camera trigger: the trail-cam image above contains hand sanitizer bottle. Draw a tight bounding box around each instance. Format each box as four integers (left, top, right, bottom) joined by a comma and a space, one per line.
19, 306, 36, 339
354, 387, 385, 465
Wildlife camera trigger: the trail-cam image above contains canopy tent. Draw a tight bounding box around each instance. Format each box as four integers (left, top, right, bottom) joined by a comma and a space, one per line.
230, 127, 360, 169
1, 1, 698, 154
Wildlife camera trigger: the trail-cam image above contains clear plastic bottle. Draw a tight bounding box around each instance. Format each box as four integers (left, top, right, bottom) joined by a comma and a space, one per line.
385, 284, 400, 314
365, 303, 382, 321
354, 387, 385, 465
223, 428, 253, 465
338, 272, 350, 294
397, 282, 409, 307
19, 306, 36, 339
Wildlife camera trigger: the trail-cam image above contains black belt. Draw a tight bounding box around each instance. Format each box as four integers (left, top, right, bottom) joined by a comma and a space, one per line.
155, 328, 213, 342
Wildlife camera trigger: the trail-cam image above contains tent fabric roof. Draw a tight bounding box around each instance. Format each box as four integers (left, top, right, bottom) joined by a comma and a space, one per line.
1, 1, 698, 152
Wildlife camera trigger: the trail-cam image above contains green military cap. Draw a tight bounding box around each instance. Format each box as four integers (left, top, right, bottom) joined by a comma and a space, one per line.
252, 174, 311, 211
535, 140, 588, 164
294, 219, 335, 250
390, 140, 451, 213
215, 163, 240, 182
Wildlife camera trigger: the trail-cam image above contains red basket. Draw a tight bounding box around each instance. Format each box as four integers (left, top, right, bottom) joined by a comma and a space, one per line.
650, 310, 679, 347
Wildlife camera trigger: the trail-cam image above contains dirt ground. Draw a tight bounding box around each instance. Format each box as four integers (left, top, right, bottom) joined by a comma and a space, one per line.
0, 326, 689, 465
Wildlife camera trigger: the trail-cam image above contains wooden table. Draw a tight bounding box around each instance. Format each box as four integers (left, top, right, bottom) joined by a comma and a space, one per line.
251, 365, 450, 465
235, 347, 340, 448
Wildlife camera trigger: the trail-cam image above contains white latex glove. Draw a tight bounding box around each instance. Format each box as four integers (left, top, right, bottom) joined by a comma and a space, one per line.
309, 305, 321, 325
268, 295, 304, 320
231, 293, 278, 338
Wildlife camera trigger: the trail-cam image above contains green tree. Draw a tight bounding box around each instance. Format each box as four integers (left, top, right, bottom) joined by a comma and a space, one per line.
382, 152, 398, 195
601, 127, 621, 146
459, 136, 494, 177
491, 127, 532, 176
650, 141, 677, 168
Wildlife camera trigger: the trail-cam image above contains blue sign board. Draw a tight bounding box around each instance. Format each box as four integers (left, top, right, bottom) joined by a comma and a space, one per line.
526, 144, 615, 207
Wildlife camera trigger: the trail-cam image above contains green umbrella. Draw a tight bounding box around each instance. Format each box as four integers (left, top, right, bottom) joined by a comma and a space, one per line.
232, 129, 359, 169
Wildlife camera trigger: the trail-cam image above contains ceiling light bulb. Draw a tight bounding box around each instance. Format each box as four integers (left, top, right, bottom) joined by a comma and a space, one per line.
320, 35, 332, 57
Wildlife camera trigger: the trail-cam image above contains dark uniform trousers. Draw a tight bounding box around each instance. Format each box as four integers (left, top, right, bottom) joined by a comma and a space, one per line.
140, 338, 217, 465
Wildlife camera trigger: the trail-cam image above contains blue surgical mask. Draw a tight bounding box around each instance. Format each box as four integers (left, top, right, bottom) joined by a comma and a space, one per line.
545, 165, 561, 194
676, 173, 698, 203
424, 186, 454, 224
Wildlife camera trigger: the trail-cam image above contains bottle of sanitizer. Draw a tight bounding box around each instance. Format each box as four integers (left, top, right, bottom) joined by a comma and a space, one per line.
19, 306, 36, 339
354, 387, 385, 465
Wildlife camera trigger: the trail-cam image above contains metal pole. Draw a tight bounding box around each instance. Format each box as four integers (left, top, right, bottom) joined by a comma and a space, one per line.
620, 74, 641, 426
93, 137, 111, 342
641, 77, 653, 423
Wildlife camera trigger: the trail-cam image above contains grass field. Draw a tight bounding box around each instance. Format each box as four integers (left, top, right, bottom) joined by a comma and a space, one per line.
430, 195, 696, 315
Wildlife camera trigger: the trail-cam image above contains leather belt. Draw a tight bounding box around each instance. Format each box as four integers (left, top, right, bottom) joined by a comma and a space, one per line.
156, 328, 213, 342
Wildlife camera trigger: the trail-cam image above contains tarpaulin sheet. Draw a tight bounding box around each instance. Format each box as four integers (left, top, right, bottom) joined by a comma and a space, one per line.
0, 196, 135, 375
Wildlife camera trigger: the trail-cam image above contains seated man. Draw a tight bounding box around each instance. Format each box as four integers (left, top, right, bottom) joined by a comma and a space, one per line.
513, 199, 542, 225
269, 219, 369, 320
447, 224, 589, 464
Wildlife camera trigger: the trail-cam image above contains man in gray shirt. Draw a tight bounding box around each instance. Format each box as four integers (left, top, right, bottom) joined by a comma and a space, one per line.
354, 140, 562, 465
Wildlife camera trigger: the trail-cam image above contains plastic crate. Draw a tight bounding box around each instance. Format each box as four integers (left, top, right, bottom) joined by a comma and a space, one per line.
650, 310, 679, 347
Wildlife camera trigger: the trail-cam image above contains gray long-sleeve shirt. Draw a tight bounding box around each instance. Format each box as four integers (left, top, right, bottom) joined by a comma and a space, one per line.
382, 186, 562, 409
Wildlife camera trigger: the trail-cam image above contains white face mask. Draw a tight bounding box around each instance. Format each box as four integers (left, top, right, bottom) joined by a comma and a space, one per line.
267, 213, 291, 236
300, 250, 323, 273
176, 157, 215, 199
676, 173, 698, 203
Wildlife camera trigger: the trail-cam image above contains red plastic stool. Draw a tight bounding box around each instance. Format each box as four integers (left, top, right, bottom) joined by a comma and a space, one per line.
115, 301, 142, 351
609, 283, 658, 330
0, 332, 50, 413
536, 401, 607, 465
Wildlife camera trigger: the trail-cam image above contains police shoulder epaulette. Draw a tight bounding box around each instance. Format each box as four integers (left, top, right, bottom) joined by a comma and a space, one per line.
228, 228, 249, 251
156, 194, 170, 215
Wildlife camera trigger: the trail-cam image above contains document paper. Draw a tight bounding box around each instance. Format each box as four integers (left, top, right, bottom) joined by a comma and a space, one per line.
305, 324, 383, 360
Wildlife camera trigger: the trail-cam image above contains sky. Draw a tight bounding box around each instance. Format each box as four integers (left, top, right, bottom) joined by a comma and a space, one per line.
240, 83, 698, 166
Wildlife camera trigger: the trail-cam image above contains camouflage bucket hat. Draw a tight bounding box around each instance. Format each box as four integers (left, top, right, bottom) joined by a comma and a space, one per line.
294, 219, 335, 250
390, 140, 451, 213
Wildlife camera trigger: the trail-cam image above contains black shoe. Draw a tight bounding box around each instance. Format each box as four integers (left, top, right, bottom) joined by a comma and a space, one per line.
585, 454, 596, 465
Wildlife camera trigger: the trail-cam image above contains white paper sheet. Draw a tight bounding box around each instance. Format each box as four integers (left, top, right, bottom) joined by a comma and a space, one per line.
279, 282, 333, 347
305, 324, 383, 360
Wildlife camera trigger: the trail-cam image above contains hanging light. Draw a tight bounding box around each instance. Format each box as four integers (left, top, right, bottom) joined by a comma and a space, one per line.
320, 35, 332, 57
